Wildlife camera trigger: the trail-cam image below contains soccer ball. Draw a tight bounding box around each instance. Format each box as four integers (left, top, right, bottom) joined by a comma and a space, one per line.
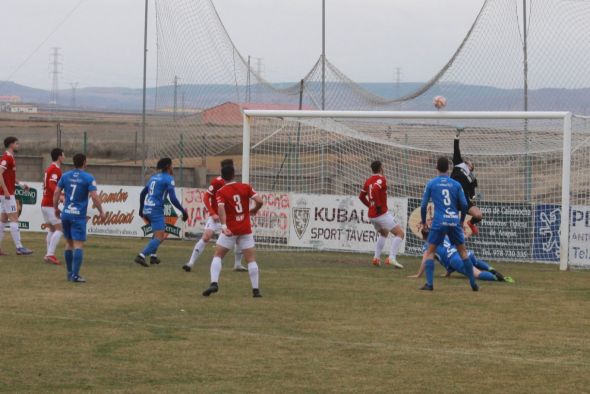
433, 95, 447, 110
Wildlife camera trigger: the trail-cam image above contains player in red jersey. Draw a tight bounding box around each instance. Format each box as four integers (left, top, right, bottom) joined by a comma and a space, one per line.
183, 159, 246, 272
41, 148, 65, 265
0, 137, 33, 256
202, 164, 264, 298
359, 160, 404, 268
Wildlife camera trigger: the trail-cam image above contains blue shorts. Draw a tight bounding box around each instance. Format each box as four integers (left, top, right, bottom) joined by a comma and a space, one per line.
62, 217, 87, 242
147, 213, 165, 232
428, 225, 465, 247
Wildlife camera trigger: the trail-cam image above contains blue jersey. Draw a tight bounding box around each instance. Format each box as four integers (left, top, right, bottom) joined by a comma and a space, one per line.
422, 238, 459, 272
142, 173, 176, 216
58, 169, 97, 219
421, 175, 467, 229
422, 237, 460, 270
435, 238, 458, 271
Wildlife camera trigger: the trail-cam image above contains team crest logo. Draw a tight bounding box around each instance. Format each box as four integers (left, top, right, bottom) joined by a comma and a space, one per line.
293, 206, 310, 239
539, 208, 560, 258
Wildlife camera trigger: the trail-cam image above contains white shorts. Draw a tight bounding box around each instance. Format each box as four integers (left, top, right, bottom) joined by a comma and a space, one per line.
42, 206, 61, 225
370, 212, 399, 232
0, 195, 17, 214
204, 217, 222, 233
216, 233, 255, 251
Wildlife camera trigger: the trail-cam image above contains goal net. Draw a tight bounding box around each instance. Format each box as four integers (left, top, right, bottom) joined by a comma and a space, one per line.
242, 110, 590, 270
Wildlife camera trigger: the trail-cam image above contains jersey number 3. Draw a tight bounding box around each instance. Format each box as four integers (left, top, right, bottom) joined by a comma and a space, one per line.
233, 195, 243, 213
442, 189, 451, 206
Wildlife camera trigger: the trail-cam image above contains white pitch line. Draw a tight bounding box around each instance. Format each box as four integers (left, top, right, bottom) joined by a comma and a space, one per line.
2, 311, 588, 368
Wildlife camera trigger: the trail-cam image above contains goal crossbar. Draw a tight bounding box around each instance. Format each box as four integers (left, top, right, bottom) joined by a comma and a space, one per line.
242, 110, 573, 271
243, 110, 570, 120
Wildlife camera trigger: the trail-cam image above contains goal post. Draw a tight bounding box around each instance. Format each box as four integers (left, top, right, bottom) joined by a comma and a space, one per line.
242, 110, 583, 270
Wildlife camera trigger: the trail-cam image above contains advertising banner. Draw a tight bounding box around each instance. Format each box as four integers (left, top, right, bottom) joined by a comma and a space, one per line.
467, 202, 534, 260
182, 188, 209, 239
569, 206, 590, 265
251, 192, 290, 245
406, 199, 534, 260
84, 186, 145, 237
87, 185, 183, 239
289, 193, 407, 252
533, 204, 561, 262
16, 182, 45, 231
532, 204, 590, 266
18, 183, 183, 239
182, 188, 290, 245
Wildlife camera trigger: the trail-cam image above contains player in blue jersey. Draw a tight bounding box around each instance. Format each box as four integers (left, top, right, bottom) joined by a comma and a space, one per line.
411, 236, 514, 283
419, 156, 478, 291
134, 158, 188, 267
53, 153, 105, 283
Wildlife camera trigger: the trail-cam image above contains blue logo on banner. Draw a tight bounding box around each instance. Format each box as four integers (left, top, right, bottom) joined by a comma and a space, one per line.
533, 204, 561, 262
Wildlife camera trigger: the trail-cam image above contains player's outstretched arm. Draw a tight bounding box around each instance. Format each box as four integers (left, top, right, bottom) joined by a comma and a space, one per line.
453, 130, 463, 166
0, 167, 8, 197
408, 259, 426, 278
168, 188, 188, 221
218, 203, 232, 236
358, 190, 370, 208
90, 191, 106, 220
250, 194, 263, 216
138, 186, 148, 218
53, 186, 62, 216
203, 191, 217, 219
420, 183, 432, 226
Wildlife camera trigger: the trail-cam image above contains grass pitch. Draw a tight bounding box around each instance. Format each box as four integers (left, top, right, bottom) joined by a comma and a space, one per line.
0, 233, 589, 393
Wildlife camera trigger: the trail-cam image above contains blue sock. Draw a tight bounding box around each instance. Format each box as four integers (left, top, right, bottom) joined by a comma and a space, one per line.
64, 249, 73, 278
425, 259, 435, 287
73, 249, 84, 277
478, 271, 497, 281
462, 257, 477, 287
470, 254, 491, 271
142, 239, 161, 256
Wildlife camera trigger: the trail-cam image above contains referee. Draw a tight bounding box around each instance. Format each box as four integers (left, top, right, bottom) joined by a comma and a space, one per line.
451, 127, 483, 235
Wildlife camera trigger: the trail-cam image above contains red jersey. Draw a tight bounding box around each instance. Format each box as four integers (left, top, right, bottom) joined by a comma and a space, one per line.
216, 182, 257, 235
205, 176, 226, 216
360, 174, 388, 219
0, 151, 16, 196
42, 163, 62, 207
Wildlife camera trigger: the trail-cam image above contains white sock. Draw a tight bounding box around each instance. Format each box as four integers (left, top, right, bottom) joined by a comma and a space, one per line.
374, 235, 386, 258
187, 239, 206, 267
46, 231, 54, 255
248, 262, 259, 289
10, 222, 22, 249
389, 236, 403, 261
48, 230, 62, 256
234, 249, 243, 268
210, 256, 222, 283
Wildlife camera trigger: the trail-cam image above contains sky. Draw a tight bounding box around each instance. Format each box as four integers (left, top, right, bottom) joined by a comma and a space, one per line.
0, 0, 484, 89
